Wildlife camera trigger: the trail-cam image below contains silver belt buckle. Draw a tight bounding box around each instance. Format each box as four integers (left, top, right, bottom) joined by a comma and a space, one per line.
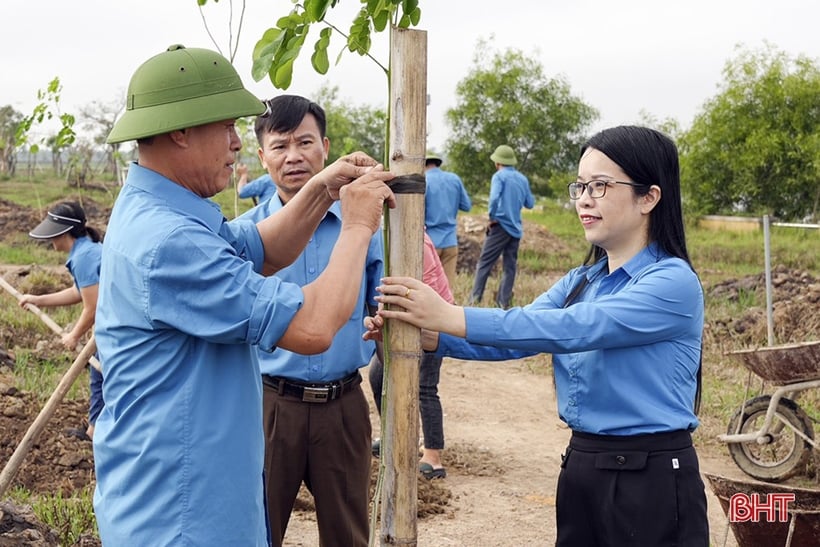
302, 386, 330, 403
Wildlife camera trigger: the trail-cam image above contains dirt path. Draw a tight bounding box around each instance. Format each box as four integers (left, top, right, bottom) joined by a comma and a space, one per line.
283, 357, 741, 546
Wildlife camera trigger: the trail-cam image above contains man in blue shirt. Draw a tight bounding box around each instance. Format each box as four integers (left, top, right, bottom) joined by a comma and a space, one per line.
235, 95, 381, 547
236, 163, 276, 204
94, 45, 395, 547
469, 144, 535, 309
424, 152, 471, 289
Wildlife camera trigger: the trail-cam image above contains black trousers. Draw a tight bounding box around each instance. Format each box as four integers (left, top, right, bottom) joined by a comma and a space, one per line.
556, 430, 709, 546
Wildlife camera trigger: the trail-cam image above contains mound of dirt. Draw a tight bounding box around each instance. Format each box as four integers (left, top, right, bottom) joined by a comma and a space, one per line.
456, 214, 571, 274
0, 501, 60, 547
707, 265, 819, 346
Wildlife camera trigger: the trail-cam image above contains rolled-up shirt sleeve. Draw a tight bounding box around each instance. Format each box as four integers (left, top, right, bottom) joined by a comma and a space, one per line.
145, 220, 304, 351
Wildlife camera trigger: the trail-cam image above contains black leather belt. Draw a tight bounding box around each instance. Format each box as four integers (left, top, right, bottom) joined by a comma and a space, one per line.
262, 371, 362, 403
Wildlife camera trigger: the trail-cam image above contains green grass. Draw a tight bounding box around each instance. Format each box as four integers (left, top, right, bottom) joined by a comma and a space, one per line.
34, 486, 98, 545
0, 233, 65, 265
0, 178, 119, 210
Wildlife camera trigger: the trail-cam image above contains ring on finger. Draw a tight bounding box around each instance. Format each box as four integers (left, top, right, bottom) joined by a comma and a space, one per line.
404, 287, 412, 298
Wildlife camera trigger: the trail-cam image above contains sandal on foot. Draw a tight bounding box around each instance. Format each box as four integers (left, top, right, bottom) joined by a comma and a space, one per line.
419, 462, 446, 480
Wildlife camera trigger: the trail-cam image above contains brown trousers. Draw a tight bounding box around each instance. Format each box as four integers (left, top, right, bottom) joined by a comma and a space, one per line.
263, 381, 372, 547
436, 246, 459, 290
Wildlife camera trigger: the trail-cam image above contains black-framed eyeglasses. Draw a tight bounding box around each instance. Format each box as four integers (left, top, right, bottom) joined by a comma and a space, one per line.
568, 180, 646, 200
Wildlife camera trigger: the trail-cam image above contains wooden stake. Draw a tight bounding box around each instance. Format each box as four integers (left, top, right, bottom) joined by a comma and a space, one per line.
0, 274, 102, 372
379, 26, 427, 547
0, 335, 98, 498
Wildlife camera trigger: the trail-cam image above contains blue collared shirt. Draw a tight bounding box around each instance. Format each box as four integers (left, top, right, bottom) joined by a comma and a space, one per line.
488, 166, 534, 239
424, 167, 471, 249
435, 243, 703, 436
66, 236, 101, 289
239, 173, 276, 203
94, 163, 303, 546
236, 193, 383, 381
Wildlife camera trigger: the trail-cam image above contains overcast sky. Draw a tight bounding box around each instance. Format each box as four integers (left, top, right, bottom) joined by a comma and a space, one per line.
3, 0, 818, 151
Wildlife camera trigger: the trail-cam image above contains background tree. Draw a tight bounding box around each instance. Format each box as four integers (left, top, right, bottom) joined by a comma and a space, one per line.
444, 38, 598, 198
316, 84, 387, 163
0, 106, 23, 176
14, 77, 76, 179
79, 99, 125, 181
679, 43, 820, 221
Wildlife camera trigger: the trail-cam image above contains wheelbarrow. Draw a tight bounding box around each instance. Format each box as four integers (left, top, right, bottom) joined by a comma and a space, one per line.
718, 341, 820, 482
706, 472, 820, 547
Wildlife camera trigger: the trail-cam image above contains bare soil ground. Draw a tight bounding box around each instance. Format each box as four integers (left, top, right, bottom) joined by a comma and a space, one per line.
0, 198, 818, 545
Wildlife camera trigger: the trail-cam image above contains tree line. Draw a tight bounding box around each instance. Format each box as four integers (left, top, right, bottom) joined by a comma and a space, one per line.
1, 42, 817, 221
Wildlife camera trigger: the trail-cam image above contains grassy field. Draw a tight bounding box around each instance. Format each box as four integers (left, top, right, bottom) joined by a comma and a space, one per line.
0, 177, 818, 542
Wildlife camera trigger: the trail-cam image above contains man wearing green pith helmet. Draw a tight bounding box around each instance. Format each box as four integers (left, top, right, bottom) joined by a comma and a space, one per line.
93, 44, 395, 546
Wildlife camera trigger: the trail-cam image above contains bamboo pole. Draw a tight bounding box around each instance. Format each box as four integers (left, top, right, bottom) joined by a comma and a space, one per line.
0, 274, 102, 372
0, 335, 98, 498
379, 27, 427, 547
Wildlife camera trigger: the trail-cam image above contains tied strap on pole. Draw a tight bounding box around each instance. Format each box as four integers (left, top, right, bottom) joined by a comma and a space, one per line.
387, 173, 426, 196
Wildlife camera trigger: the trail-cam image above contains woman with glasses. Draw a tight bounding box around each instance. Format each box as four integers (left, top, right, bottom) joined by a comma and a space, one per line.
366, 125, 708, 546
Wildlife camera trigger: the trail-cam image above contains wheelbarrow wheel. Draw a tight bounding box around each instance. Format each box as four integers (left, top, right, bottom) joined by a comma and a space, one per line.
726, 395, 814, 482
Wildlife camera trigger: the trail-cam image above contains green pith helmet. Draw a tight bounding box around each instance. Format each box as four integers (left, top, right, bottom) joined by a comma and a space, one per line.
490, 144, 517, 166
107, 44, 265, 144
426, 150, 443, 166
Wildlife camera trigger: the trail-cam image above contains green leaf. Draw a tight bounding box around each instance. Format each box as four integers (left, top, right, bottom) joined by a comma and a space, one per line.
409, 6, 421, 26
401, 0, 418, 13
251, 29, 285, 82
305, 0, 331, 22
273, 59, 295, 89
348, 9, 372, 55
311, 40, 330, 74
373, 9, 389, 32
398, 13, 410, 28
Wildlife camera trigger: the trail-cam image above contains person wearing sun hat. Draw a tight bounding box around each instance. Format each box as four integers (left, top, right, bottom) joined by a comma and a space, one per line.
423, 150, 471, 289
20, 201, 105, 442
93, 44, 395, 546
468, 144, 535, 309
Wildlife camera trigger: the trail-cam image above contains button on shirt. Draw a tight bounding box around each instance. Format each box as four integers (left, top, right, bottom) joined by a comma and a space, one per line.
434, 243, 703, 436
424, 167, 471, 249
66, 236, 101, 290
488, 166, 535, 239
236, 194, 383, 381
94, 163, 303, 546
239, 173, 277, 203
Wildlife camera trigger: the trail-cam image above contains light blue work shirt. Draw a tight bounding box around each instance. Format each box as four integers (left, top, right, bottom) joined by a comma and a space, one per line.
66, 236, 101, 289
435, 243, 703, 436
488, 166, 534, 239
236, 193, 383, 380
94, 163, 304, 546
424, 167, 471, 249
239, 173, 276, 203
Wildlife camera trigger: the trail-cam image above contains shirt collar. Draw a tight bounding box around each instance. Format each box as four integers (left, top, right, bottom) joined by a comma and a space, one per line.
126, 162, 225, 233
585, 241, 666, 281
269, 191, 341, 221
